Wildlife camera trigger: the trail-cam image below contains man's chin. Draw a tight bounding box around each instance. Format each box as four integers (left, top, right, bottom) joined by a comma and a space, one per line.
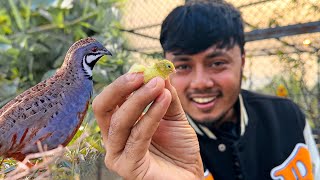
189, 114, 225, 127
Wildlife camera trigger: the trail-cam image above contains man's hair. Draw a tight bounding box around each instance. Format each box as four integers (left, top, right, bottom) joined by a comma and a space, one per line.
160, 0, 245, 55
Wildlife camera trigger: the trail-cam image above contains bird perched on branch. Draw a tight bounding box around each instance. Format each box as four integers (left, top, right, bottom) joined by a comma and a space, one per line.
129, 59, 176, 83
0, 37, 112, 162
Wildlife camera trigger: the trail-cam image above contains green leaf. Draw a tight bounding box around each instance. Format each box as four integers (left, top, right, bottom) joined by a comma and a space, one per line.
116, 59, 123, 65
8, 0, 25, 31
30, 43, 50, 53
38, 9, 54, 22
0, 35, 11, 44
74, 27, 87, 39
52, 10, 65, 28
1, 26, 12, 34
79, 22, 92, 28
82, 0, 90, 15
0, 10, 12, 29
11, 67, 20, 77
21, 0, 32, 29
68, 125, 86, 145
18, 36, 29, 49
86, 137, 105, 152
6, 48, 20, 57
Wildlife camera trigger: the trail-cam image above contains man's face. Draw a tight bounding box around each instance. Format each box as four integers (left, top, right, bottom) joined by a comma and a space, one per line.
166, 45, 245, 124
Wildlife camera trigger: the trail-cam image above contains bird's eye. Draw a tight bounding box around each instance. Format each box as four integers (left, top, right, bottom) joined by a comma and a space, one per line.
91, 47, 98, 52
167, 65, 171, 68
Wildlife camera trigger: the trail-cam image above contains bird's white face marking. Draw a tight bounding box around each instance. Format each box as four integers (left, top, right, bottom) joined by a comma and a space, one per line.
82, 54, 102, 77
86, 54, 99, 64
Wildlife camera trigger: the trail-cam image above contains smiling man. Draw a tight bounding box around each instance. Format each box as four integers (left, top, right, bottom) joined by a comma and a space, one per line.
93, 0, 319, 179
160, 0, 319, 179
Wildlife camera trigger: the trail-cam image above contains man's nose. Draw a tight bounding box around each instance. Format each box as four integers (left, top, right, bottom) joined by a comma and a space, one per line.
190, 67, 214, 89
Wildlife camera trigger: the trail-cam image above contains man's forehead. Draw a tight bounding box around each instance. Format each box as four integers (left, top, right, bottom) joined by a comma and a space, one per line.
167, 45, 232, 59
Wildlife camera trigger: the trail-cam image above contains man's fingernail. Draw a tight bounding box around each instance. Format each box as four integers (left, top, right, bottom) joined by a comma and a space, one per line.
146, 78, 158, 88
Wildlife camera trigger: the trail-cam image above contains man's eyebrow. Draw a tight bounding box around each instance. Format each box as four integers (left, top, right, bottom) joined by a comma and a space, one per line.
171, 49, 229, 62
205, 51, 225, 59
171, 55, 191, 62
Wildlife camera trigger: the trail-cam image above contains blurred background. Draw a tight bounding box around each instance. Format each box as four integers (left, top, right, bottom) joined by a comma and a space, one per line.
0, 0, 319, 179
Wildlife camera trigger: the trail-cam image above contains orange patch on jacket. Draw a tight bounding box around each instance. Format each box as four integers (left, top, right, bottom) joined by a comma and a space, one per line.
271, 143, 313, 180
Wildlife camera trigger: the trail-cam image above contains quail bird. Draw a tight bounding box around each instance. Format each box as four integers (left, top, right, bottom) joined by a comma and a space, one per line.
0, 37, 111, 162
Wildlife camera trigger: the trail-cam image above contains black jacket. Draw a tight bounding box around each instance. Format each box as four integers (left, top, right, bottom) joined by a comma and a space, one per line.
187, 90, 320, 180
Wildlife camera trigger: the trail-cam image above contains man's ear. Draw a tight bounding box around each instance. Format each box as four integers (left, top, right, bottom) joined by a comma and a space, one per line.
241, 52, 246, 70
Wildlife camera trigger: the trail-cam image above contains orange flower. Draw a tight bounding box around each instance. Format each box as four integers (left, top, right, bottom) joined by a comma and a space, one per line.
276, 84, 288, 97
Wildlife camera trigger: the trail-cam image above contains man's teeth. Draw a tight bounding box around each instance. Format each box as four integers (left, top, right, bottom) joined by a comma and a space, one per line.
192, 97, 216, 104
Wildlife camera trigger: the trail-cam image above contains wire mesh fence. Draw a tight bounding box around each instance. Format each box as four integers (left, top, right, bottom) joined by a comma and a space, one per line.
120, 0, 320, 138
120, 0, 184, 53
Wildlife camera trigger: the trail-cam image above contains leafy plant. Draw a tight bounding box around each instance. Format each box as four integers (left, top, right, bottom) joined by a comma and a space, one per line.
0, 0, 128, 178
0, 0, 128, 103
257, 52, 319, 129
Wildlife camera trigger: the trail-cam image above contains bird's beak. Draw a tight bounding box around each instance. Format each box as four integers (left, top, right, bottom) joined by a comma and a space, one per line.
101, 48, 112, 56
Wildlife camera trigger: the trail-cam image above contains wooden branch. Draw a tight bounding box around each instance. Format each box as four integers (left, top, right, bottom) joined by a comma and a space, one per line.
122, 23, 161, 31
237, 0, 277, 9
120, 21, 320, 45
245, 21, 320, 42
118, 28, 159, 40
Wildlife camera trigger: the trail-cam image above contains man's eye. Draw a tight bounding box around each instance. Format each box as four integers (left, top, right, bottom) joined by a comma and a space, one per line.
211, 61, 225, 67
175, 64, 190, 70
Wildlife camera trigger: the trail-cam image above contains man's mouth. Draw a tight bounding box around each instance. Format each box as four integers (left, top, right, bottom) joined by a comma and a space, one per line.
189, 94, 220, 111
192, 97, 216, 104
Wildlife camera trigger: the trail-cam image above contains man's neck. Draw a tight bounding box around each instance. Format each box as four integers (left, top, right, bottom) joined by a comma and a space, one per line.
207, 99, 241, 140
213, 108, 238, 129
